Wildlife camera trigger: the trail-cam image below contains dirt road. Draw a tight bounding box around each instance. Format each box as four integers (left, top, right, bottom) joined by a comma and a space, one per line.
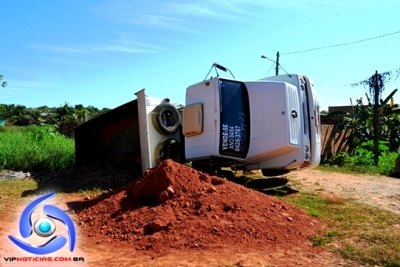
2, 168, 399, 266
288, 169, 400, 215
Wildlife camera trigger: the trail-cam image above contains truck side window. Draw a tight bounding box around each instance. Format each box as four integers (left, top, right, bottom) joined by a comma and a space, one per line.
219, 79, 250, 158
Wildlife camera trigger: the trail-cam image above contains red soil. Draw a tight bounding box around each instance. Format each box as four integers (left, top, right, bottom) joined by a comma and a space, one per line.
76, 159, 321, 254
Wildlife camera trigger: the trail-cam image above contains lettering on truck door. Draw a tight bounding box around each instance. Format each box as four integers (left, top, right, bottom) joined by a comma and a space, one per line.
218, 79, 250, 158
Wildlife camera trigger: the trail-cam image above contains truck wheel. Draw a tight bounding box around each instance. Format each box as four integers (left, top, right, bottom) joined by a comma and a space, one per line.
155, 138, 183, 163
152, 102, 181, 134
261, 169, 289, 177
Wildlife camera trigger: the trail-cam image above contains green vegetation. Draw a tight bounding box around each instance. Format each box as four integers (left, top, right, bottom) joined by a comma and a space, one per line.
322, 74, 400, 176
283, 193, 400, 267
0, 125, 75, 172
325, 140, 398, 176
351, 71, 399, 165
0, 103, 109, 136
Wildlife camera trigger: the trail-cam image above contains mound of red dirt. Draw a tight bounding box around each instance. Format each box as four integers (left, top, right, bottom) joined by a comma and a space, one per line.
76, 160, 321, 252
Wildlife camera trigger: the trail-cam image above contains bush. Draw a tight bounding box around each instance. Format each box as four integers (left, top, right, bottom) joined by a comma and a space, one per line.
327, 152, 352, 166
325, 141, 398, 176
0, 125, 74, 172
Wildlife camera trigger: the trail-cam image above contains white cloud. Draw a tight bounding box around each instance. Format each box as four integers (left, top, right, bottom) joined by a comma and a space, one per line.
119, 14, 182, 28
93, 0, 261, 32
166, 2, 219, 18
31, 40, 164, 55
32, 44, 85, 54
91, 44, 162, 54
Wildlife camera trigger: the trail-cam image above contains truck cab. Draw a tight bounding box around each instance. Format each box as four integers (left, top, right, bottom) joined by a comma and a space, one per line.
132, 74, 321, 175
182, 75, 321, 174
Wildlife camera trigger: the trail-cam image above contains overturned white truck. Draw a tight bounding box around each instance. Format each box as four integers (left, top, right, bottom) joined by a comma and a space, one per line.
136, 74, 321, 176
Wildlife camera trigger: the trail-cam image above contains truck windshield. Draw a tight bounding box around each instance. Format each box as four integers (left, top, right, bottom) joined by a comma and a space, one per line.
219, 79, 250, 158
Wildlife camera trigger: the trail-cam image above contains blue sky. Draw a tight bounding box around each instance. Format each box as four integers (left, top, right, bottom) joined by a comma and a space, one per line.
1, 0, 400, 111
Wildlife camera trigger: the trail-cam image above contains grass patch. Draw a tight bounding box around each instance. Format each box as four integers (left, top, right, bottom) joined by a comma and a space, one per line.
0, 125, 74, 172
76, 187, 106, 195
0, 178, 37, 213
282, 192, 400, 266
317, 164, 387, 176
321, 147, 399, 177
0, 179, 106, 216
310, 230, 341, 246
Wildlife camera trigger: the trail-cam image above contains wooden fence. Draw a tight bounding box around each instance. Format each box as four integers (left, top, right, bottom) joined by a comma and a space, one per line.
320, 123, 352, 162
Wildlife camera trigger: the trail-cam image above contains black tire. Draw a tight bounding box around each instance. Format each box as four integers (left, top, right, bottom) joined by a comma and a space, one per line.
152, 103, 181, 134
261, 169, 289, 177
155, 138, 183, 163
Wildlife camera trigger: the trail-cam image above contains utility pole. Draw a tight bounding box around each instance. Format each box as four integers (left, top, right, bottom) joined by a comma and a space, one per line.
261, 51, 290, 77
373, 70, 380, 166
275, 51, 280, 76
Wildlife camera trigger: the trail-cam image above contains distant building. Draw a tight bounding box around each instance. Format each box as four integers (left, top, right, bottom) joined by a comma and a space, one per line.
328, 103, 398, 116
328, 105, 355, 115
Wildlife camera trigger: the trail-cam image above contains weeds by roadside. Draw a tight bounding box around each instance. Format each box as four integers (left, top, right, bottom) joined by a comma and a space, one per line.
0, 125, 74, 172
282, 192, 400, 267
322, 141, 399, 177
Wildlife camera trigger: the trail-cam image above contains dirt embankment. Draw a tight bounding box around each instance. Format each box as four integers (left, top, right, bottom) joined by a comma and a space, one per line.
76, 160, 319, 251
70, 160, 345, 266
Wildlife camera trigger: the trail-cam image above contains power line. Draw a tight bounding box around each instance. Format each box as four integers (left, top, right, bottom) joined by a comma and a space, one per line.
282, 29, 400, 56
265, 62, 275, 76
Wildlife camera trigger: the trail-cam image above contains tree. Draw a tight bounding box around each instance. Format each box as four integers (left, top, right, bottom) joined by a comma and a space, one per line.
0, 102, 109, 135
352, 70, 399, 166
0, 74, 7, 88
380, 89, 400, 151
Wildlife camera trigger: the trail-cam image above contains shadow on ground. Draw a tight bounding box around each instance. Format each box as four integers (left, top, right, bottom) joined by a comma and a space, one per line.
224, 174, 299, 197
21, 167, 140, 197
20, 167, 298, 199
